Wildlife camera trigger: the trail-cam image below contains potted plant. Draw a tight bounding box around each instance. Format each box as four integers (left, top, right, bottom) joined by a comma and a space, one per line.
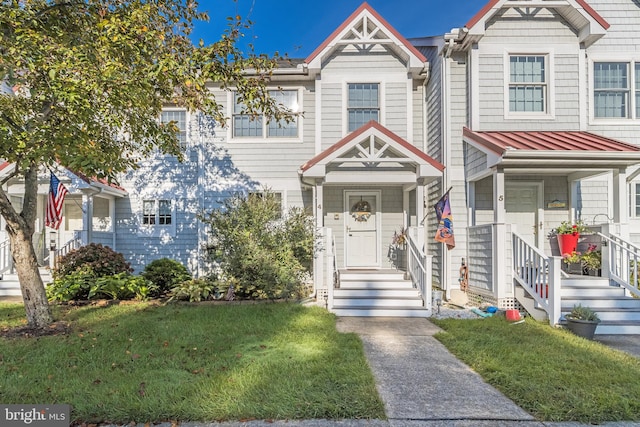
581, 244, 601, 276
561, 250, 582, 274
552, 220, 588, 255
565, 304, 600, 340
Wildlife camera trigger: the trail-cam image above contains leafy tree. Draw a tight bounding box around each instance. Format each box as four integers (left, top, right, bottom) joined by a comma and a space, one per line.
0, 0, 292, 328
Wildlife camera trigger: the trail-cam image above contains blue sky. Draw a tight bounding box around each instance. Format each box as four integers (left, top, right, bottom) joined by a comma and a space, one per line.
191, 0, 490, 57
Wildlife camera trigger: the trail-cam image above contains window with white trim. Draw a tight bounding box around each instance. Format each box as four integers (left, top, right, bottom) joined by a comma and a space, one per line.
509, 56, 546, 113
232, 90, 299, 139
142, 199, 173, 225
594, 62, 629, 118
160, 110, 187, 148
348, 83, 379, 131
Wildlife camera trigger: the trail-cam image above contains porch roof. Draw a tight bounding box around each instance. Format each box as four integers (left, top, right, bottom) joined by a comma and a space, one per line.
463, 127, 640, 171
299, 121, 444, 184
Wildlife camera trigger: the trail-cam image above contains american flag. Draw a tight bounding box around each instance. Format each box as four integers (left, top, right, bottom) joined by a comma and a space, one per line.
45, 173, 68, 230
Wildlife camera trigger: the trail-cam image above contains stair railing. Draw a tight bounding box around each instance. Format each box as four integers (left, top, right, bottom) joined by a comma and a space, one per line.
512, 232, 562, 325
407, 227, 432, 313
599, 232, 640, 298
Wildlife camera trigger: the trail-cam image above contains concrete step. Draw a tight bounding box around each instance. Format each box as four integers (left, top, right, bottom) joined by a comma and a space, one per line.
595, 321, 640, 335
0, 269, 53, 297
334, 287, 421, 298
572, 307, 640, 322
333, 296, 424, 308
332, 306, 430, 317
339, 271, 406, 281
561, 286, 627, 298
561, 296, 640, 309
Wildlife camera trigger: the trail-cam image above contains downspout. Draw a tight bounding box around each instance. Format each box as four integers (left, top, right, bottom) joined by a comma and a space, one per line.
441, 28, 466, 299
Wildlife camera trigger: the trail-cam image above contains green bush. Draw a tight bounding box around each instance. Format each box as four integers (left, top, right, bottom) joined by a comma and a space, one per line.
54, 243, 132, 279
169, 278, 215, 302
141, 258, 192, 297
201, 190, 315, 300
47, 269, 154, 301
47, 266, 96, 301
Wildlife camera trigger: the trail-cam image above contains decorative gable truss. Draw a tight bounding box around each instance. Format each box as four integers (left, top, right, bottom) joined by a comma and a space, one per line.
305, 2, 427, 77
300, 121, 443, 184
462, 0, 609, 48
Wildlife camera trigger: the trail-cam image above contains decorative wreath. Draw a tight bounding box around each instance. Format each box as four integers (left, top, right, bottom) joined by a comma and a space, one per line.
351, 199, 371, 222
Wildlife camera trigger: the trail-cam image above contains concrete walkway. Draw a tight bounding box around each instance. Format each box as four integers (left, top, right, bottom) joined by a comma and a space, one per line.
336, 317, 538, 426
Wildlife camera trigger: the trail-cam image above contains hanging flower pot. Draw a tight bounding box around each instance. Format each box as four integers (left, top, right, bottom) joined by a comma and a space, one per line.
557, 233, 579, 256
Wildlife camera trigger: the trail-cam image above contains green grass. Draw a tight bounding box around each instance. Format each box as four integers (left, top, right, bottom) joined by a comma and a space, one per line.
0, 302, 385, 424
432, 316, 640, 424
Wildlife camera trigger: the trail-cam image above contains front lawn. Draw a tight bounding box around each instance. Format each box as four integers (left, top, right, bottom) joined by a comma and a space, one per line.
432, 316, 640, 424
0, 302, 385, 424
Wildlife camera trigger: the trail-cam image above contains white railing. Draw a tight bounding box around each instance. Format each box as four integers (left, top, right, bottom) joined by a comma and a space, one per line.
0, 238, 12, 276
56, 236, 82, 258
327, 231, 337, 311
600, 232, 640, 297
407, 226, 432, 313
512, 232, 562, 326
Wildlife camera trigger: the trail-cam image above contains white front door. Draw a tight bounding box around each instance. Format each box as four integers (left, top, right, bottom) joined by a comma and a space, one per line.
345, 191, 380, 268
505, 182, 543, 247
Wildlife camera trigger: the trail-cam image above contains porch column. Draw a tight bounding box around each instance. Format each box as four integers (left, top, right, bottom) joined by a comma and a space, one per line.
416, 180, 424, 229
493, 168, 507, 299
313, 181, 325, 294
81, 192, 93, 245
315, 180, 324, 229
468, 181, 476, 227
613, 169, 629, 240
569, 179, 579, 223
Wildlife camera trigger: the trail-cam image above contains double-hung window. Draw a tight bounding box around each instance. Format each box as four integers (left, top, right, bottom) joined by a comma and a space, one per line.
509, 56, 547, 113
348, 83, 379, 131
142, 199, 172, 225
594, 62, 629, 118
160, 110, 187, 148
232, 90, 299, 139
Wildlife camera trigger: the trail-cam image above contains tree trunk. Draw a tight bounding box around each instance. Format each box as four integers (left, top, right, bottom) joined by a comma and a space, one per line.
10, 228, 53, 328
0, 165, 53, 329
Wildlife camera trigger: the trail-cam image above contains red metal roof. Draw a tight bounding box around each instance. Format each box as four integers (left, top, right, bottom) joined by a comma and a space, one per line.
300, 121, 444, 172
463, 127, 640, 155
305, 2, 427, 65
465, 0, 609, 31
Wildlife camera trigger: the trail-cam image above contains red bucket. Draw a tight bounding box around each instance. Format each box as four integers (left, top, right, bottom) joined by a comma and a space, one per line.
506, 309, 521, 322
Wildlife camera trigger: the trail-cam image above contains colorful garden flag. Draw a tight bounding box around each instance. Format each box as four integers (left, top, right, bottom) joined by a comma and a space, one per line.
434, 190, 455, 250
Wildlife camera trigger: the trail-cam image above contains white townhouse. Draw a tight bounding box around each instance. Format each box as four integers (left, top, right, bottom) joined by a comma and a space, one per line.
412, 0, 640, 333
4, 1, 640, 334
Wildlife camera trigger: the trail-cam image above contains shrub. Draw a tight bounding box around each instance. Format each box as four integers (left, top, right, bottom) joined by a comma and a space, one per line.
54, 243, 132, 279
47, 266, 96, 301
46, 269, 154, 301
201, 190, 315, 300
141, 258, 192, 297
169, 278, 215, 302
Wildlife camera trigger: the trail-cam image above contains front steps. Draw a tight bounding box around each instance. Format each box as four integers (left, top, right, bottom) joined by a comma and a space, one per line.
560, 276, 640, 335
517, 275, 640, 334
0, 268, 52, 298
331, 270, 429, 317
